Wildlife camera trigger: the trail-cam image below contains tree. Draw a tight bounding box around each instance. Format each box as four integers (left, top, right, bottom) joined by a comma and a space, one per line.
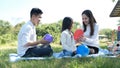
0, 20, 13, 35
99, 28, 117, 41
36, 20, 81, 44
13, 22, 25, 36
0, 20, 17, 44
36, 22, 62, 44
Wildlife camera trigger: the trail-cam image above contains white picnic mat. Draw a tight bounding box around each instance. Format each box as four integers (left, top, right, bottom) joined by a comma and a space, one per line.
9, 53, 53, 62
9, 48, 117, 62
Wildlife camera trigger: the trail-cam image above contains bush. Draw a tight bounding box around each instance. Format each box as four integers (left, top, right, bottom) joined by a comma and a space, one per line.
36, 23, 61, 44
0, 34, 16, 45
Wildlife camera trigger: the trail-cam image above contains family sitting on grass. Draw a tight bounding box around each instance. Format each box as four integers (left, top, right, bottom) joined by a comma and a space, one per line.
17, 8, 119, 58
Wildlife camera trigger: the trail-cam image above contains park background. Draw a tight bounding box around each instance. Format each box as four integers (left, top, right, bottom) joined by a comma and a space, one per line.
1, 0, 120, 68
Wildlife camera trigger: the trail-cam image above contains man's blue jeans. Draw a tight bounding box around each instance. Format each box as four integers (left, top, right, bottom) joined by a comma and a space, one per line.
22, 45, 53, 57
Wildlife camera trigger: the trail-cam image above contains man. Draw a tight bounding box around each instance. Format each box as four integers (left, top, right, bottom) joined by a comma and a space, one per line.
17, 8, 53, 57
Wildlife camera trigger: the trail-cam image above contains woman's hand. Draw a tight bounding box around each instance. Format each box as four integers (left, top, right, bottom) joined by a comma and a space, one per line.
79, 35, 86, 42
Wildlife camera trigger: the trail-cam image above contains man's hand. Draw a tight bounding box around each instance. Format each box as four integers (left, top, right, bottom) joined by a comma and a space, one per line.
24, 39, 49, 47
79, 36, 86, 42
40, 39, 49, 44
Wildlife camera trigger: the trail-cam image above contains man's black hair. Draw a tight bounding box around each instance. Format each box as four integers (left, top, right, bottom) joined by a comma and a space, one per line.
30, 8, 43, 18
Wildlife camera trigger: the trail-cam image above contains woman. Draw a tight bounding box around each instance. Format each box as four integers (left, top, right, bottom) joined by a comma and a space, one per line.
79, 10, 99, 54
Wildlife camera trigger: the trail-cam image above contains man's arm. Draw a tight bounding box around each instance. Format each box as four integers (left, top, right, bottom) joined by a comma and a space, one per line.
20, 25, 48, 47
25, 39, 49, 47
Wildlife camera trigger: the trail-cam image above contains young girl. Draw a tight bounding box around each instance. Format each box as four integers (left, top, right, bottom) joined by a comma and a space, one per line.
79, 10, 99, 54
60, 17, 76, 56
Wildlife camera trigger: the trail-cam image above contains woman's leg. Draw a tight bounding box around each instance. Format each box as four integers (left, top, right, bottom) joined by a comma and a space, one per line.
87, 46, 99, 54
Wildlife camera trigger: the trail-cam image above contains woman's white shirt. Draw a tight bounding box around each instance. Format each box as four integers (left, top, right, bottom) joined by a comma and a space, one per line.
83, 23, 99, 48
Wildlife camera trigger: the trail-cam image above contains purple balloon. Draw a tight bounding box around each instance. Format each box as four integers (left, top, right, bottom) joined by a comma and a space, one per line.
44, 34, 53, 43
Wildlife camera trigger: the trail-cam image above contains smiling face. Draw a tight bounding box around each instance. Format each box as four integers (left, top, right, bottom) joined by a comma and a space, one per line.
32, 14, 42, 26
82, 14, 89, 26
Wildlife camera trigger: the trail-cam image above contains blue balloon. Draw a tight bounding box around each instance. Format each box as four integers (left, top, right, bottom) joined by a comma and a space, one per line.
76, 44, 90, 57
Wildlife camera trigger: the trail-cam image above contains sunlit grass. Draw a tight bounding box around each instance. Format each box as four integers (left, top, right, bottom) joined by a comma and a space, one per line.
1, 43, 120, 68
0, 41, 17, 50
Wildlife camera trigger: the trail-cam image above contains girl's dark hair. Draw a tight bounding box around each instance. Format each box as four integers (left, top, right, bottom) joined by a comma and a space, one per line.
61, 17, 73, 32
82, 10, 97, 36
60, 17, 73, 45
30, 8, 43, 18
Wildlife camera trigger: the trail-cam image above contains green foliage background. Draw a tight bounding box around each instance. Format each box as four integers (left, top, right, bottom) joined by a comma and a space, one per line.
0, 19, 118, 45
0, 20, 80, 45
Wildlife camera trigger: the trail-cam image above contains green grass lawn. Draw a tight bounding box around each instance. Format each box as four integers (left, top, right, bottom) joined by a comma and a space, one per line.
1, 43, 120, 68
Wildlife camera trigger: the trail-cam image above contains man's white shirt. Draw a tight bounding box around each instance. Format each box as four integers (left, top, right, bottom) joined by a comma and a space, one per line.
17, 21, 36, 56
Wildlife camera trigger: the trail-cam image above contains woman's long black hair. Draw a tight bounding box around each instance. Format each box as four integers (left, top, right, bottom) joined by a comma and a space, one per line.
82, 10, 97, 36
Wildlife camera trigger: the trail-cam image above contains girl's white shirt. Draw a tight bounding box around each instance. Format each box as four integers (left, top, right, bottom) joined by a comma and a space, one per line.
60, 29, 77, 52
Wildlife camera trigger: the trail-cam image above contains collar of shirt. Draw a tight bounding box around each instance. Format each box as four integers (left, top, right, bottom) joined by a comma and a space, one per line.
65, 29, 72, 35
28, 20, 35, 29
